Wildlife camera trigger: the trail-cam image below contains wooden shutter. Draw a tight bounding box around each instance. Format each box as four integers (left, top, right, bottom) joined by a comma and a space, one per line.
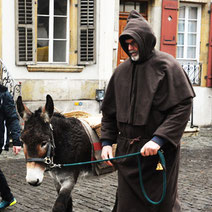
160, 0, 178, 57
16, 0, 35, 65
117, 14, 128, 66
207, 3, 212, 87
78, 0, 96, 65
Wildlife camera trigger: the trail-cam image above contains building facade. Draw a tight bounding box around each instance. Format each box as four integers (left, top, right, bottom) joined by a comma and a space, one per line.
0, 0, 212, 126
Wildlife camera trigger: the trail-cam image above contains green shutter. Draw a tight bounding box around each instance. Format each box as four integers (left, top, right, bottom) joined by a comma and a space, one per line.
78, 0, 96, 65
16, 0, 35, 65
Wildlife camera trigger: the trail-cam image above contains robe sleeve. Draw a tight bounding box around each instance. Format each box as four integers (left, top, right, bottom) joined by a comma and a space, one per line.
100, 74, 118, 143
153, 97, 192, 147
100, 112, 118, 143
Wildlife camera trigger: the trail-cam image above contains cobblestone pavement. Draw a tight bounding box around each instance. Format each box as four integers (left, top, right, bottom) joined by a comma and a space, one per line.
0, 127, 212, 212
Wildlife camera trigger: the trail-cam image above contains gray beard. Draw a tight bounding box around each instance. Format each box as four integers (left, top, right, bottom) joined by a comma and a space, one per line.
131, 54, 139, 61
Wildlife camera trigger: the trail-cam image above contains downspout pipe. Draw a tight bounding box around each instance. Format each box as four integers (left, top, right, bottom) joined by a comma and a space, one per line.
207, 4, 212, 87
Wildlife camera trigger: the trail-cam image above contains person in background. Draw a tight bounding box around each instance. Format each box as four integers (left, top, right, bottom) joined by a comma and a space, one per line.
0, 83, 22, 209
100, 10, 195, 212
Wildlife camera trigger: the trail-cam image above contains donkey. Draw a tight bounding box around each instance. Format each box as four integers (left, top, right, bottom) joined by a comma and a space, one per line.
16, 95, 93, 212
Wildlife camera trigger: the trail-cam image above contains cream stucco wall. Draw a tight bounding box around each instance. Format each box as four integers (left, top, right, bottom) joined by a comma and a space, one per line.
149, 0, 162, 50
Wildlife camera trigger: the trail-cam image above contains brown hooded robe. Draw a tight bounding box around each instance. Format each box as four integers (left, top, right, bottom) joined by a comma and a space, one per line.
100, 10, 195, 212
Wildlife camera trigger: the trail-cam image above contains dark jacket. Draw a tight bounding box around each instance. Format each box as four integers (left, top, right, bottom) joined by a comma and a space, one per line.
0, 84, 21, 152
100, 10, 195, 212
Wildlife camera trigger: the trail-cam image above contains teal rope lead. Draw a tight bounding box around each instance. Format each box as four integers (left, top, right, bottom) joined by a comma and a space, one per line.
137, 151, 166, 205
61, 150, 166, 205
62, 152, 141, 166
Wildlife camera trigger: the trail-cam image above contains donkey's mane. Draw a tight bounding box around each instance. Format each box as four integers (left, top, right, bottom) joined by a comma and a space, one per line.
33, 108, 65, 119
53, 112, 66, 119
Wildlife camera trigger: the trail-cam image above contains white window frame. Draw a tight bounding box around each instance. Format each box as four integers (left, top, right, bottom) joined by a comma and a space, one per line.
16, 0, 96, 67
37, 0, 70, 64
177, 3, 201, 62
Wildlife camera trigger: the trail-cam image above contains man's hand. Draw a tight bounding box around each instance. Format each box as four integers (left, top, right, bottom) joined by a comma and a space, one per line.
13, 146, 21, 155
101, 145, 114, 166
140, 140, 160, 157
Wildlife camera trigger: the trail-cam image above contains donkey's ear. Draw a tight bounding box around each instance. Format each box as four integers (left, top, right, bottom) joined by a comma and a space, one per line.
42, 95, 54, 122
16, 96, 32, 121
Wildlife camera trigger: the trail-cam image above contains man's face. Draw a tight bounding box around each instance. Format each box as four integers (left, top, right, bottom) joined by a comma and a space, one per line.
125, 39, 139, 61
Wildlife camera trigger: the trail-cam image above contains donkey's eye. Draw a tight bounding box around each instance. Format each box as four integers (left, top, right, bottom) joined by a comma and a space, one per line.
41, 141, 48, 148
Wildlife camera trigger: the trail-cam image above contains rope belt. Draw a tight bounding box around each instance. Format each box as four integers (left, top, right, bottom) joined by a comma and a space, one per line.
56, 150, 167, 205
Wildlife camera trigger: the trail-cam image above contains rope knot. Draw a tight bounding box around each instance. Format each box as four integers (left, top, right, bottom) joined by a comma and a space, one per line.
130, 136, 141, 145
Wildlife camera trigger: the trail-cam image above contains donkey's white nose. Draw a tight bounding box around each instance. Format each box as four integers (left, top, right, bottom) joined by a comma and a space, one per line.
28, 178, 41, 186
26, 166, 44, 186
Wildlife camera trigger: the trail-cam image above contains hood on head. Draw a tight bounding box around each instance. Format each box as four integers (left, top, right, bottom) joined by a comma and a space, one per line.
119, 10, 156, 63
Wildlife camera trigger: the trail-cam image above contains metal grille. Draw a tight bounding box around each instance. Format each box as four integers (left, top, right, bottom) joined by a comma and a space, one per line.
78, 0, 96, 65
0, 59, 22, 98
181, 63, 202, 86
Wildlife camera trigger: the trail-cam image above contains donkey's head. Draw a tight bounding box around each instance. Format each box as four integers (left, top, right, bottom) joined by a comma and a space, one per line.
16, 95, 54, 186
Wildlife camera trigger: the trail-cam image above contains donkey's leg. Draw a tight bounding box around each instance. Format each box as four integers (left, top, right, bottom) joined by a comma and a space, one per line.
66, 195, 73, 212
53, 187, 74, 212
52, 172, 78, 212
53, 179, 61, 194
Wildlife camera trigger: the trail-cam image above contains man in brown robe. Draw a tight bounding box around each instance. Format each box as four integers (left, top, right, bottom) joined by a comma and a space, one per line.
100, 10, 195, 212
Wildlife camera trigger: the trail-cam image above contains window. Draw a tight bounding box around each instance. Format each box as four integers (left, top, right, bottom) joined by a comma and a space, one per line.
37, 0, 69, 63
120, 0, 148, 19
16, 0, 96, 67
177, 4, 201, 62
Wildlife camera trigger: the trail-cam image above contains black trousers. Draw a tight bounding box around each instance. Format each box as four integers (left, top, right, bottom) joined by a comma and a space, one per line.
0, 168, 13, 202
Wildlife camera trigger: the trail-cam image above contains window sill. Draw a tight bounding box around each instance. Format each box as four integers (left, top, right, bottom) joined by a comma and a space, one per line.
180, 0, 207, 2
27, 65, 84, 72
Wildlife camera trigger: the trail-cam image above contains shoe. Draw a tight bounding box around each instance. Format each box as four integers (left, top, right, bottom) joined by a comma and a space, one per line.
0, 198, 16, 209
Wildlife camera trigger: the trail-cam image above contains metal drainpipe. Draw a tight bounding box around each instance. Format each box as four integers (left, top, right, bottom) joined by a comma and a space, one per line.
207, 4, 212, 87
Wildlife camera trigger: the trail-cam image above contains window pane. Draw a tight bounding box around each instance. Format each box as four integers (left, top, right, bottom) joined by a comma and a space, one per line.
53, 40, 66, 62
179, 6, 185, 18
178, 33, 184, 45
178, 20, 185, 32
187, 47, 196, 58
54, 17, 66, 39
54, 0, 67, 15
38, 0, 49, 15
189, 7, 197, 19
139, 2, 147, 14
125, 3, 135, 12
177, 46, 184, 58
38, 17, 49, 38
120, 3, 124, 12
188, 21, 197, 32
37, 40, 49, 62
188, 34, 196, 45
